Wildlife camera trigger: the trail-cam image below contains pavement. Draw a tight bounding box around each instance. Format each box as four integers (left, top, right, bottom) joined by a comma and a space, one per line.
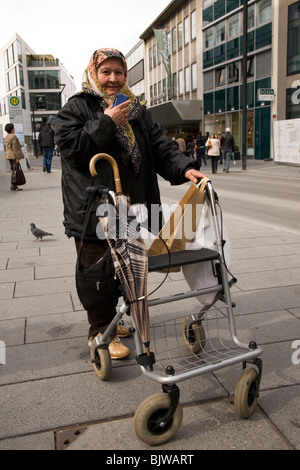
0, 156, 299, 452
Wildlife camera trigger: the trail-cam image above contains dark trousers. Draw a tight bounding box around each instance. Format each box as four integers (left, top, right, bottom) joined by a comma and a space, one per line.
74, 238, 117, 338
211, 156, 219, 173
9, 159, 17, 189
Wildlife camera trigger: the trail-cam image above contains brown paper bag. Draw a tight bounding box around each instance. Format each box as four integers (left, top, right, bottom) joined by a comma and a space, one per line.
148, 179, 209, 271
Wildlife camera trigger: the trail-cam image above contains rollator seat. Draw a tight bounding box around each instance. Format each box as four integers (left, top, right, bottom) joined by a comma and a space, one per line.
148, 248, 220, 272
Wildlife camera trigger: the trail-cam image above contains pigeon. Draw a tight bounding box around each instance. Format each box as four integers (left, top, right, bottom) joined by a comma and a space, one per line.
30, 223, 53, 241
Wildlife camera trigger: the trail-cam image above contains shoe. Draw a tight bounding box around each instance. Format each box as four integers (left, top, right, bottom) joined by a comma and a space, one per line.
117, 323, 132, 337
11, 187, 23, 191
43, 167, 46, 172
47, 171, 52, 173
88, 334, 130, 360
226, 171, 229, 173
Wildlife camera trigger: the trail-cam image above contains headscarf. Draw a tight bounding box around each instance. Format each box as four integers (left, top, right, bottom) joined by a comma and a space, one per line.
82, 48, 143, 174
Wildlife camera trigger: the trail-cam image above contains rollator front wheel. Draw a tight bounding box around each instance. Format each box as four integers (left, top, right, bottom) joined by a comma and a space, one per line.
134, 393, 183, 446
234, 367, 259, 418
181, 317, 206, 354
90, 346, 112, 381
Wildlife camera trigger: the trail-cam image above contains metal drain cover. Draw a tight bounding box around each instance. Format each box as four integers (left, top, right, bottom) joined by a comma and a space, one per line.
56, 425, 89, 450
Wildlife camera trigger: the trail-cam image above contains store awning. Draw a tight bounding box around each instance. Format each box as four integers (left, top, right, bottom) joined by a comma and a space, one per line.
149, 100, 202, 128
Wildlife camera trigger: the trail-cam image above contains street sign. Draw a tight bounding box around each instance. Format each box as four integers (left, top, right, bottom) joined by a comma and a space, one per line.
9, 96, 22, 120
258, 88, 275, 101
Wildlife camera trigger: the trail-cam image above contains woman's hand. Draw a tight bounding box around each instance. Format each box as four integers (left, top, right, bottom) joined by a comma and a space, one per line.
104, 100, 131, 127
185, 168, 207, 184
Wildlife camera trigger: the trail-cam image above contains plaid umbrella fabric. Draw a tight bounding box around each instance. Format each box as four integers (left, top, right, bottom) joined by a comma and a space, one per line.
90, 154, 150, 351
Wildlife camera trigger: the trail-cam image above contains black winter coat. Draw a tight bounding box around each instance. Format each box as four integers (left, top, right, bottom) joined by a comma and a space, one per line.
55, 92, 199, 241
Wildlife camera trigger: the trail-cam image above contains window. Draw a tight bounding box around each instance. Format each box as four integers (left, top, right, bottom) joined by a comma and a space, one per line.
153, 45, 157, 68
178, 22, 183, 49
191, 63, 197, 90
228, 62, 239, 84
216, 21, 225, 44
149, 48, 152, 70
28, 71, 60, 89
287, 1, 300, 75
248, 4, 255, 30
162, 78, 167, 101
185, 66, 190, 93
205, 28, 214, 49
172, 27, 176, 53
204, 70, 214, 91
228, 13, 239, 39
258, 0, 272, 25
13, 40, 22, 63
191, 10, 196, 40
256, 50, 271, 78
184, 16, 189, 45
173, 73, 177, 97
178, 70, 184, 95
29, 92, 61, 111
216, 67, 226, 87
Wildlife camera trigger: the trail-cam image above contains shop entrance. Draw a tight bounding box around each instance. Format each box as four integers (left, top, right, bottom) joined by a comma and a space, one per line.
255, 107, 271, 159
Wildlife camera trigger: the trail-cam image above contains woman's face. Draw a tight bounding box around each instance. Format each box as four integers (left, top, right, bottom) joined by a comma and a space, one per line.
97, 58, 126, 96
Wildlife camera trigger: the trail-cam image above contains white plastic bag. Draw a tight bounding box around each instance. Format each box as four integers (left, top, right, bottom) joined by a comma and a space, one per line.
182, 202, 231, 305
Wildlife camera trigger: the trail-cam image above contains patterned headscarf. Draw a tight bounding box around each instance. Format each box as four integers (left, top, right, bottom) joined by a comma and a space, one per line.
82, 48, 143, 174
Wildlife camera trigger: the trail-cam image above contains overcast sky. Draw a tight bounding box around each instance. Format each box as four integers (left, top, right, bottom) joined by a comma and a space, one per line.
1, 0, 171, 90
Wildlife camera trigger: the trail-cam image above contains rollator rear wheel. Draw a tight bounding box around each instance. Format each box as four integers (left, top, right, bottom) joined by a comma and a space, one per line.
234, 367, 259, 418
90, 346, 112, 381
134, 393, 183, 446
181, 317, 206, 354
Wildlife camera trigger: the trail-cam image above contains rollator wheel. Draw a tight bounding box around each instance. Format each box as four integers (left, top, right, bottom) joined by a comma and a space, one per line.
134, 393, 183, 446
90, 346, 112, 381
234, 367, 259, 418
181, 317, 206, 354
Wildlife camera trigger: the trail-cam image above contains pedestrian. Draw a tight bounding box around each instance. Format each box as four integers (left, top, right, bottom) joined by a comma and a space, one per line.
38, 122, 55, 173
176, 134, 186, 153
186, 135, 195, 158
4, 123, 25, 191
206, 131, 220, 174
195, 131, 207, 167
220, 127, 235, 173
55, 47, 206, 360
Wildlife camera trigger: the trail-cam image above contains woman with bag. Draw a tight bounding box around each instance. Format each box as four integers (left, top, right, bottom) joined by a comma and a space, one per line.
55, 48, 206, 359
206, 131, 220, 174
4, 123, 25, 191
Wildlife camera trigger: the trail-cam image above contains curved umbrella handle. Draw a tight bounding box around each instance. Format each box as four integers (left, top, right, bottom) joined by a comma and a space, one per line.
89, 153, 123, 194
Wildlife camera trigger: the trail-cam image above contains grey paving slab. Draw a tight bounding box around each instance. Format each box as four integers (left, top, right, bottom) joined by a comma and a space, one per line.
7, 252, 75, 269
0, 432, 55, 451
0, 317, 26, 346
0, 367, 225, 440
66, 402, 291, 451
14, 276, 75, 298
0, 293, 74, 319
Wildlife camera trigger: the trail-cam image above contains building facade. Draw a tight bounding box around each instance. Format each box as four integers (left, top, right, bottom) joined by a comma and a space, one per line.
0, 33, 76, 159
134, 0, 300, 160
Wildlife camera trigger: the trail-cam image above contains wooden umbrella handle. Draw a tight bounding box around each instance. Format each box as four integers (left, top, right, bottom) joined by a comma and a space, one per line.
89, 153, 123, 194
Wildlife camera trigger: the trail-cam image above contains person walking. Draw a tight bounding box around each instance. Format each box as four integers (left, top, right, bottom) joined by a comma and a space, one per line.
4, 123, 25, 191
206, 131, 220, 174
176, 134, 186, 153
220, 127, 235, 173
55, 47, 206, 360
195, 132, 207, 167
38, 122, 55, 173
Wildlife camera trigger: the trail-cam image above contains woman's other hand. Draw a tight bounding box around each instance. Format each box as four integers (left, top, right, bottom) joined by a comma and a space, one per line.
185, 168, 207, 184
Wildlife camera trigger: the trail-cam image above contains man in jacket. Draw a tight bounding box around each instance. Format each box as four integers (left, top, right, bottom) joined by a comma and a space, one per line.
38, 122, 55, 173
55, 48, 206, 359
220, 127, 235, 173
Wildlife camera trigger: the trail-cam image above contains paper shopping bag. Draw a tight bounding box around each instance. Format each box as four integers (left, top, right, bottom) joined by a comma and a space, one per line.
148, 178, 210, 271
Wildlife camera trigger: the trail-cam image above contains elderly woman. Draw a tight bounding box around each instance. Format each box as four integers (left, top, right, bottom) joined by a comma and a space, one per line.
55, 48, 206, 359
4, 123, 25, 191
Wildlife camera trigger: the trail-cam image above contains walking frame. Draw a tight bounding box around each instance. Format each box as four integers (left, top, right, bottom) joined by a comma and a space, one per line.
88, 154, 263, 446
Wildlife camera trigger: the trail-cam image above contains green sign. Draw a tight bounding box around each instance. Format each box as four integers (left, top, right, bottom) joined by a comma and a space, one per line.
10, 97, 20, 106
